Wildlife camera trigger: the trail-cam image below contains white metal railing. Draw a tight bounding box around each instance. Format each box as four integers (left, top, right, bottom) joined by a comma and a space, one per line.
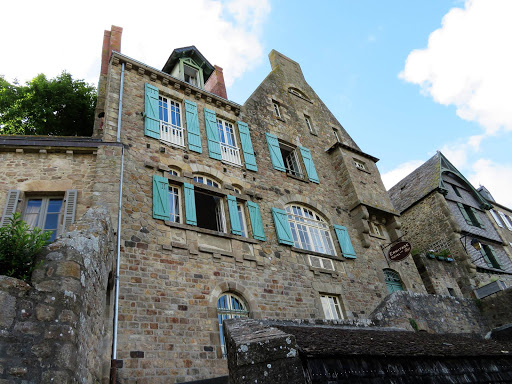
220, 142, 241, 165
160, 121, 184, 147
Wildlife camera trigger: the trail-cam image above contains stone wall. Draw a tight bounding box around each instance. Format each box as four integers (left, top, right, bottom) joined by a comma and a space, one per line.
369, 291, 487, 334
480, 287, 512, 330
0, 207, 115, 383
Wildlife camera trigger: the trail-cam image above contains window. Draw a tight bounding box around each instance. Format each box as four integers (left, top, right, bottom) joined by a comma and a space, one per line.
447, 288, 456, 297
273, 101, 281, 118
320, 294, 343, 320
305, 115, 314, 134
452, 185, 462, 198
479, 243, 503, 270
333, 128, 341, 142
370, 221, 383, 237
498, 211, 512, 231
384, 269, 404, 294
286, 205, 336, 256
217, 118, 241, 165
308, 255, 334, 271
354, 159, 366, 171
193, 176, 225, 232
184, 64, 199, 86
280, 143, 304, 178
168, 170, 181, 223
23, 197, 63, 242
217, 293, 249, 357
158, 96, 184, 147
237, 204, 248, 237
458, 203, 485, 228
490, 209, 503, 227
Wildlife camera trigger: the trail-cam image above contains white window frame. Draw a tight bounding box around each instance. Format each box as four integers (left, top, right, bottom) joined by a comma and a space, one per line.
354, 159, 366, 171
184, 64, 199, 87
158, 96, 184, 147
370, 221, 383, 237
217, 118, 241, 166
305, 115, 314, 134
320, 294, 343, 320
285, 204, 336, 256
280, 143, 304, 178
23, 196, 64, 242
498, 211, 512, 231
193, 176, 226, 232
333, 128, 341, 142
217, 293, 249, 357
237, 203, 248, 238
308, 255, 335, 271
273, 102, 281, 118
490, 209, 503, 228
193, 176, 220, 188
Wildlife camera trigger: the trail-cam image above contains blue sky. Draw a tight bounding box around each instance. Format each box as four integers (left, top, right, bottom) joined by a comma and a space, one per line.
2, 0, 511, 205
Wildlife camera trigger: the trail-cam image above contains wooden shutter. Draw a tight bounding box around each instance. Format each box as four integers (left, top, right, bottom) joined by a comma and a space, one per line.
333, 225, 356, 259
265, 133, 285, 172
185, 100, 202, 153
470, 207, 485, 228
144, 83, 160, 139
1, 190, 20, 227
62, 189, 78, 233
299, 146, 320, 184
237, 121, 257, 172
183, 183, 197, 226
479, 247, 493, 267
457, 203, 472, 225
153, 175, 170, 220
271, 207, 294, 245
204, 108, 221, 160
247, 201, 265, 241
227, 195, 242, 236
488, 245, 503, 269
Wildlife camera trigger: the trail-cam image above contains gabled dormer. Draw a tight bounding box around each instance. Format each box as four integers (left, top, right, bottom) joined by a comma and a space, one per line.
162, 46, 214, 89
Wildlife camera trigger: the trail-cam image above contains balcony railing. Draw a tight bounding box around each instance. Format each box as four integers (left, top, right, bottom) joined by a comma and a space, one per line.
160, 121, 184, 147
220, 142, 241, 165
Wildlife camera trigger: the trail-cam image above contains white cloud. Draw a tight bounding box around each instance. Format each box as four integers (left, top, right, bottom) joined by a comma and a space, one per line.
381, 160, 425, 190
400, 0, 512, 135
0, 0, 270, 89
468, 159, 512, 207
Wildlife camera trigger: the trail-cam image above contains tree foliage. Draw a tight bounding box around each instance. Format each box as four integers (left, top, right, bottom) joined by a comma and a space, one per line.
0, 72, 97, 136
0, 213, 51, 282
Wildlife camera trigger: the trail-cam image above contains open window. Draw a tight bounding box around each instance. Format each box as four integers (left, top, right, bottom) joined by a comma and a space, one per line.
280, 143, 304, 178
184, 64, 199, 87
320, 294, 344, 320
193, 176, 225, 232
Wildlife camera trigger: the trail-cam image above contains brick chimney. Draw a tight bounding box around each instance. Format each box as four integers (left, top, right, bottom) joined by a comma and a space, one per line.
204, 65, 227, 99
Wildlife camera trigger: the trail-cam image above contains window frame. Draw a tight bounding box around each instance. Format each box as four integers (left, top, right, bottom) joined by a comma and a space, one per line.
280, 142, 304, 179
332, 128, 341, 142
285, 204, 336, 256
193, 176, 226, 233
370, 221, 384, 237
216, 117, 242, 166
237, 203, 248, 238
384, 269, 404, 294
273, 101, 281, 118
354, 159, 367, 171
217, 292, 249, 357
23, 196, 64, 242
498, 211, 512, 231
304, 115, 314, 134
183, 63, 200, 87
158, 95, 185, 147
320, 294, 344, 320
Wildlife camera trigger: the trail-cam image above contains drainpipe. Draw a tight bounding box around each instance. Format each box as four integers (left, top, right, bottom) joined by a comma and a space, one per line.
111, 62, 125, 384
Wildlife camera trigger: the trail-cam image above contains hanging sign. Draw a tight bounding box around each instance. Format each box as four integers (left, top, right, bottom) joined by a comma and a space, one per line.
388, 241, 412, 262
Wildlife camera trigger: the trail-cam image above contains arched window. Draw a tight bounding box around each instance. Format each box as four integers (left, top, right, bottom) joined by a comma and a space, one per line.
217, 293, 249, 357
193, 175, 220, 188
384, 269, 404, 294
285, 204, 336, 256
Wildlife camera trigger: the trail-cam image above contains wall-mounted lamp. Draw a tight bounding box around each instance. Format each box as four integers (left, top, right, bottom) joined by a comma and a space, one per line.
460, 234, 482, 254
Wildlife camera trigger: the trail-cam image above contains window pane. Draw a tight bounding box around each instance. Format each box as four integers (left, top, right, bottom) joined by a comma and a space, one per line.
24, 199, 42, 229
47, 199, 63, 213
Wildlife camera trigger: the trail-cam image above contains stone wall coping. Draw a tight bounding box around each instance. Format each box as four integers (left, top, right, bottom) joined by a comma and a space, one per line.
349, 201, 399, 217
0, 135, 123, 152
326, 141, 379, 163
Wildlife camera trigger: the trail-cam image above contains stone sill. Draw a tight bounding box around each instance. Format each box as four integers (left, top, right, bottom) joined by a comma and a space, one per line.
291, 247, 343, 261
309, 265, 339, 278
164, 220, 259, 244
356, 167, 371, 175
286, 173, 309, 183
369, 233, 386, 240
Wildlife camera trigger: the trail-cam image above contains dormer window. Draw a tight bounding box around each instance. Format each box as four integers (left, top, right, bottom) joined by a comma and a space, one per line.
184, 64, 199, 87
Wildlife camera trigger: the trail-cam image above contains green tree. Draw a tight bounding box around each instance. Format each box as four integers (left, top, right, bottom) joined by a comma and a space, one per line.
0, 72, 97, 136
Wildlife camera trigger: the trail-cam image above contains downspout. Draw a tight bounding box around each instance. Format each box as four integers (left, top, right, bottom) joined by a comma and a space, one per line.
111, 62, 125, 383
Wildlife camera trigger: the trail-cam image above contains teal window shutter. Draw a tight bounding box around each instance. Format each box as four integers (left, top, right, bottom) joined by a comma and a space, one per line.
265, 133, 285, 172
185, 100, 202, 153
227, 195, 242, 235
237, 121, 258, 172
153, 175, 170, 220
457, 203, 473, 225
204, 108, 222, 160
184, 183, 197, 225
470, 207, 485, 228
271, 208, 294, 245
299, 146, 320, 183
247, 201, 265, 241
488, 245, 503, 269
479, 247, 492, 267
333, 225, 356, 259
145, 83, 160, 139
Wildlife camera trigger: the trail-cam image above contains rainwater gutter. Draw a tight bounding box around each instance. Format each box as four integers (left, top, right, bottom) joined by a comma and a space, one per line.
111, 62, 125, 383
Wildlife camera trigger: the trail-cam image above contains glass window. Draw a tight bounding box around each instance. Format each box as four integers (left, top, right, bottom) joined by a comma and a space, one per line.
320, 294, 343, 320
384, 269, 404, 294
237, 204, 247, 238
280, 144, 303, 178
217, 118, 241, 165
23, 197, 64, 242
305, 115, 314, 134
168, 186, 180, 223
333, 128, 341, 142
285, 204, 336, 256
159, 96, 184, 147
184, 64, 198, 86
193, 176, 220, 188
354, 159, 366, 170
217, 293, 249, 357
273, 102, 281, 118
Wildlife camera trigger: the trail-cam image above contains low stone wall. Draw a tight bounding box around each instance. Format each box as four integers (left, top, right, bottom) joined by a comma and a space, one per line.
369, 291, 487, 334
480, 287, 512, 330
0, 207, 115, 383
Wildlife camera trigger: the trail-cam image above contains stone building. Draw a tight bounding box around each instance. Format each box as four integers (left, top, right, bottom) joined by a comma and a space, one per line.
388, 152, 512, 297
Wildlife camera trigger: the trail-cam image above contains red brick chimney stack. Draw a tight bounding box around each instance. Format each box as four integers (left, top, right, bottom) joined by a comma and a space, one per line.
204, 65, 227, 99
100, 26, 123, 75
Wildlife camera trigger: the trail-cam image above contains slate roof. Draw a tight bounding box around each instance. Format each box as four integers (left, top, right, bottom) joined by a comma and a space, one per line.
388, 152, 442, 213
161, 46, 215, 81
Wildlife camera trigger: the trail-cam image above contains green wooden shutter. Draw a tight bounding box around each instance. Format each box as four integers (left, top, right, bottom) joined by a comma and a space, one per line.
183, 183, 197, 225
144, 83, 160, 139
470, 207, 485, 229
1, 190, 20, 227
488, 245, 503, 269
237, 121, 257, 172
265, 133, 285, 172
153, 175, 170, 220
479, 247, 492, 267
62, 189, 78, 233
185, 100, 202, 153
333, 225, 356, 259
247, 201, 265, 241
299, 146, 320, 184
227, 195, 242, 235
204, 108, 221, 160
271, 208, 294, 245
457, 203, 472, 225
